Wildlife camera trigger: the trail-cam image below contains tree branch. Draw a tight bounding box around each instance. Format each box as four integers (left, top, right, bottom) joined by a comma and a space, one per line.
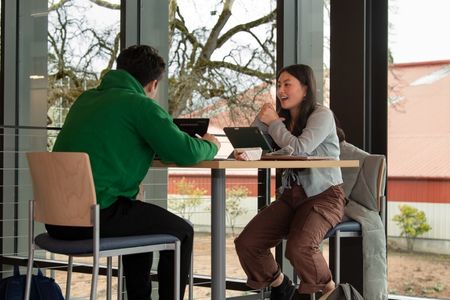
200, 0, 235, 59
107, 32, 120, 70
48, 0, 71, 11
87, 0, 120, 10
173, 19, 202, 49
216, 8, 276, 48
168, 0, 178, 47
208, 60, 273, 81
245, 30, 275, 63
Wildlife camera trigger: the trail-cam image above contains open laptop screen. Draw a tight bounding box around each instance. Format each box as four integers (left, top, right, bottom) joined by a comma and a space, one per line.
173, 118, 209, 137
153, 118, 210, 160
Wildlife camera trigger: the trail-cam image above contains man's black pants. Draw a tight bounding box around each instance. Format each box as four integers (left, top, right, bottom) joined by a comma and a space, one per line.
46, 197, 193, 300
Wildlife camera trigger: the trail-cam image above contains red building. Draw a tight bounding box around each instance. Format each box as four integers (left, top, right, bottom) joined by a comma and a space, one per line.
387, 60, 450, 204
169, 61, 450, 208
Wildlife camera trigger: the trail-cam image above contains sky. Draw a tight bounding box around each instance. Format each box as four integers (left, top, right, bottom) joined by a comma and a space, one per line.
389, 0, 450, 63
62, 0, 450, 69
177, 0, 276, 62
180, 0, 450, 64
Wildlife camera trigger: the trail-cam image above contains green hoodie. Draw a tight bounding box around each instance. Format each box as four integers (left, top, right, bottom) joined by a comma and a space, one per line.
53, 70, 218, 209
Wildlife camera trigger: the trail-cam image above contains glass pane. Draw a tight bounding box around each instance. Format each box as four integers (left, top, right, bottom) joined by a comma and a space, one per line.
167, 0, 276, 297
47, 0, 120, 130
323, 0, 330, 107
168, 0, 277, 126
388, 0, 450, 299
7, 0, 121, 296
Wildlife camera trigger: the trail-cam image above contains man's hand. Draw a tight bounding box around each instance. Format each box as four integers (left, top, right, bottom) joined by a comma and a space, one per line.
258, 103, 281, 125
202, 133, 221, 151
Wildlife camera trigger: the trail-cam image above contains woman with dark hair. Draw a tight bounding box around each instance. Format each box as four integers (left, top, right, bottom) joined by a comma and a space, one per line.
234, 64, 344, 299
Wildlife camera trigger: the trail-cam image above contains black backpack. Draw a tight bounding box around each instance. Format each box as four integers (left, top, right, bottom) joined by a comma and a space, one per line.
0, 265, 64, 300
321, 283, 364, 300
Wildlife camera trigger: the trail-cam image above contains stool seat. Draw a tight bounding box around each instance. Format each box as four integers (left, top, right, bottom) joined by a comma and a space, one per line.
36, 233, 180, 255
324, 221, 361, 239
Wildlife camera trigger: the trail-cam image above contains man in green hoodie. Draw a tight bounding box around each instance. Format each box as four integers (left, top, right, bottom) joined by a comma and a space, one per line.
50, 45, 220, 300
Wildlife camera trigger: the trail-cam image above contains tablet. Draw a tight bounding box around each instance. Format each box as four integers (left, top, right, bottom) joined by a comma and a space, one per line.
223, 127, 275, 153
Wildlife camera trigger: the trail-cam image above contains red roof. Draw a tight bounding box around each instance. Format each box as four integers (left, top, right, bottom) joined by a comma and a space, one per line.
388, 60, 450, 178
181, 82, 276, 131
181, 61, 450, 179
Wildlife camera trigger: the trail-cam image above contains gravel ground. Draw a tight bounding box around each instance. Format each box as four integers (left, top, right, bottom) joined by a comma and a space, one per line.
53, 232, 450, 299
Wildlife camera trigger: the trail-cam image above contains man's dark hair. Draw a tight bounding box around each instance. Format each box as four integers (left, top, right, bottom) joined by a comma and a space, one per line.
116, 45, 166, 87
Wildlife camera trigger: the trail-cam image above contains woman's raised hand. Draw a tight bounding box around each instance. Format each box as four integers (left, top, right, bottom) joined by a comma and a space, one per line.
258, 103, 281, 125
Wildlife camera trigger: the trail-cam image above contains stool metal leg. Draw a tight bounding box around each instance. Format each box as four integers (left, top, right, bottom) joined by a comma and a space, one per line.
189, 252, 193, 300
107, 256, 113, 300
335, 230, 341, 285
174, 240, 181, 300
25, 251, 35, 300
118, 255, 123, 300
25, 201, 35, 300
66, 256, 73, 299
91, 255, 99, 300
260, 287, 268, 300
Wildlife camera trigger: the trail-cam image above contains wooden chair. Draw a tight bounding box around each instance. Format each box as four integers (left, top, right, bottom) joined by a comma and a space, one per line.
25, 152, 190, 300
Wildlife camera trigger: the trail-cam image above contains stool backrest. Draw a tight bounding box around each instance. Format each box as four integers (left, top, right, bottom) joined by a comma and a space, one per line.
26, 152, 96, 226
340, 142, 386, 213
351, 154, 386, 212
375, 156, 386, 211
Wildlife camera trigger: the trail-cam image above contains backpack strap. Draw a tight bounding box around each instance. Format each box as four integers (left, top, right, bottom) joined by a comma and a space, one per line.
341, 283, 352, 299
349, 284, 364, 300
13, 265, 20, 276
37, 268, 44, 277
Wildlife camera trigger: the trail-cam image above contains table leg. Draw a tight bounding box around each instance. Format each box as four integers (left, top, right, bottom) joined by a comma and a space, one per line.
211, 168, 226, 299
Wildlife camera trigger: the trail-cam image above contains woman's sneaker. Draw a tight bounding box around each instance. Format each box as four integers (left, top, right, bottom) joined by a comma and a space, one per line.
270, 275, 296, 300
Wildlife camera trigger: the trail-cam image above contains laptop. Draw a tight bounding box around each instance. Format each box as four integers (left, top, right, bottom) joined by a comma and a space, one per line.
173, 118, 209, 137
223, 127, 278, 154
154, 118, 209, 160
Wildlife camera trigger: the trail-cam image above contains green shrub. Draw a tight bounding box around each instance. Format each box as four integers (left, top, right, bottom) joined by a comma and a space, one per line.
168, 177, 206, 219
225, 186, 249, 236
393, 204, 432, 252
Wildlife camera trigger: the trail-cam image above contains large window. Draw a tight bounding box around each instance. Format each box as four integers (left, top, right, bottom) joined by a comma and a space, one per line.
167, 0, 277, 297
168, 0, 276, 123
1, 0, 278, 297
387, 0, 450, 298
0, 0, 121, 298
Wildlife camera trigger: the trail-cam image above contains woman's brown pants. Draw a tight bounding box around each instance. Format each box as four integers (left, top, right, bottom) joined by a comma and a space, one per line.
234, 184, 345, 294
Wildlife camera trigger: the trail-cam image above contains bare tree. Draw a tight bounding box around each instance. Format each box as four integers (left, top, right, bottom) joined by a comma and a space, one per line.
47, 0, 276, 125
168, 0, 277, 117
47, 0, 120, 125
387, 0, 407, 113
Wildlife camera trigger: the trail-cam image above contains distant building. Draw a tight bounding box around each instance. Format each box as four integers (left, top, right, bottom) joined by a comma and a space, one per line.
170, 61, 450, 249
387, 60, 450, 247
388, 60, 450, 201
